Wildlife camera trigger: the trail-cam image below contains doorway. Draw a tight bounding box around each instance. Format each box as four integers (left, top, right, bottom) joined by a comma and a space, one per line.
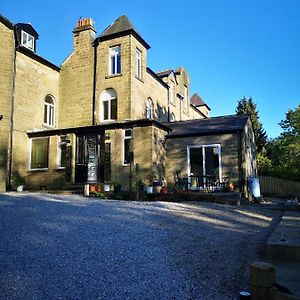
188, 144, 222, 189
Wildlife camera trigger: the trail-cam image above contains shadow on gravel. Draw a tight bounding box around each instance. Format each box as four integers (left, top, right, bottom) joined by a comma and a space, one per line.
0, 193, 282, 300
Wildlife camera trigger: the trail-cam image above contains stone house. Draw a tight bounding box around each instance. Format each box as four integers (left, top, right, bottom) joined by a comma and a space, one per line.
0, 14, 257, 196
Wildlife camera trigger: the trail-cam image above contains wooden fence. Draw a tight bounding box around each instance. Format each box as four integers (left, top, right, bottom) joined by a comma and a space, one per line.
259, 175, 300, 198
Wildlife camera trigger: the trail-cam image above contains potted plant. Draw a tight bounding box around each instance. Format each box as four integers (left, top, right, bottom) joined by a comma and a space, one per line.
225, 181, 235, 192
145, 172, 156, 194
153, 180, 163, 194
12, 173, 25, 192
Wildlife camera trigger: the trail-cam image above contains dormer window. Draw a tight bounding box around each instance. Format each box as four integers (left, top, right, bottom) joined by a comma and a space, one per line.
21, 31, 34, 51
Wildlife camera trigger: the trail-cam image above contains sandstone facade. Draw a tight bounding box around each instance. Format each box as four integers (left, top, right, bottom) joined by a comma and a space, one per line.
0, 14, 256, 197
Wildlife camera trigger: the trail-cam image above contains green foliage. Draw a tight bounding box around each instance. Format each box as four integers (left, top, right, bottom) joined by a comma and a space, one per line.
262, 105, 300, 182
93, 192, 107, 199
256, 152, 272, 173
279, 104, 300, 135
236, 97, 268, 153
11, 173, 25, 189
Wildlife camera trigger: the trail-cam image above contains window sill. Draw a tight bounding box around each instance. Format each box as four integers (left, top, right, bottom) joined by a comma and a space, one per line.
135, 76, 144, 83
122, 164, 130, 167
28, 168, 49, 172
42, 124, 55, 129
57, 167, 66, 170
100, 119, 117, 124
105, 74, 122, 79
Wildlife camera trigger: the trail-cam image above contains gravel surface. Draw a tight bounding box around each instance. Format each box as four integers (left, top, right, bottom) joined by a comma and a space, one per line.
0, 193, 281, 300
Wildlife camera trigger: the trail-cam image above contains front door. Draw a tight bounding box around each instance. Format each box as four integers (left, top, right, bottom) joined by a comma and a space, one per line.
75, 135, 99, 183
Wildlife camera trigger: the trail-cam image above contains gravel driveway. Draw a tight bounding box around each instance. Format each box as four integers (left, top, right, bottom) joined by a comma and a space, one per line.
0, 193, 281, 300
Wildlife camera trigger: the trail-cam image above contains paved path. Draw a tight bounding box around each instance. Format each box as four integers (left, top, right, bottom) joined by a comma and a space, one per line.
0, 193, 281, 299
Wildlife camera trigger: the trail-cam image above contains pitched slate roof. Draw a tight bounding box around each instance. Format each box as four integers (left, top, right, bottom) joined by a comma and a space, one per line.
98, 15, 150, 49
16, 23, 39, 38
0, 15, 13, 29
164, 114, 250, 138
190, 93, 211, 110
156, 69, 173, 78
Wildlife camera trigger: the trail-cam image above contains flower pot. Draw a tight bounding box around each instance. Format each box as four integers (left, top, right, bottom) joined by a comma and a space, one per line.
17, 185, 23, 192
154, 185, 162, 194
146, 185, 154, 194
226, 183, 235, 192
161, 186, 168, 194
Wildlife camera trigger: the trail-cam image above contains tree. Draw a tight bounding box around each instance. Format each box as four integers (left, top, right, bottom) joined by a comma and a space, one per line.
267, 105, 300, 181
236, 97, 268, 153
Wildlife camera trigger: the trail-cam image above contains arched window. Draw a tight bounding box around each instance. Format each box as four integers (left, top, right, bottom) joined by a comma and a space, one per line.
44, 95, 55, 127
100, 89, 117, 121
170, 112, 176, 122
146, 98, 153, 119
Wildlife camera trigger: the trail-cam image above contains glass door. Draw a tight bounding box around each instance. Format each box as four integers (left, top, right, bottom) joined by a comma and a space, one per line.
188, 144, 222, 189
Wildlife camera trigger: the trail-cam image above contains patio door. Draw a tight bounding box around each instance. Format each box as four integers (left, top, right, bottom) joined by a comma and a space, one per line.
188, 144, 222, 189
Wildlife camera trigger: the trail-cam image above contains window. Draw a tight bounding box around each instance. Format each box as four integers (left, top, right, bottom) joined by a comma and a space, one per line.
169, 81, 174, 104
146, 98, 153, 119
123, 129, 132, 165
21, 31, 34, 51
30, 138, 49, 169
44, 95, 55, 127
58, 136, 68, 168
110, 46, 121, 75
170, 112, 176, 122
100, 89, 117, 121
136, 48, 142, 79
184, 85, 188, 110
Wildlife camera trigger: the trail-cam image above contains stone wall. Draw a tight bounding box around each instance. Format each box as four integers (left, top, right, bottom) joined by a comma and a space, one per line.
95, 35, 131, 123
165, 133, 240, 185
130, 36, 169, 122
12, 51, 59, 185
59, 25, 96, 127
0, 21, 14, 191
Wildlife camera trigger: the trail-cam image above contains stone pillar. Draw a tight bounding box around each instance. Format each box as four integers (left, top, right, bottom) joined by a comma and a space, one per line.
251, 261, 276, 300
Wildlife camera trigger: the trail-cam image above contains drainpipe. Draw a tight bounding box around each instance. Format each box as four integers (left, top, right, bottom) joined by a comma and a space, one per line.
7, 43, 17, 190
92, 38, 98, 126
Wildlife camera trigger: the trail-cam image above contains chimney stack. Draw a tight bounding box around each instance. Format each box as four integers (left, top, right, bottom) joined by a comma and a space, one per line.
74, 17, 94, 31
73, 17, 96, 51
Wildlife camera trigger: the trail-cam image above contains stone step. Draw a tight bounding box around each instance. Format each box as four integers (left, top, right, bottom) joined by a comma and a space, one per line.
264, 211, 300, 261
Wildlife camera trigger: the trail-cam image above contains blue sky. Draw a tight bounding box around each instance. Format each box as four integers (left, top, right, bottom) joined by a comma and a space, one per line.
1, 0, 299, 138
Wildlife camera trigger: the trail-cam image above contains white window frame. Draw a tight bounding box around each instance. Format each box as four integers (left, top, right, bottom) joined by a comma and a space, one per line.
146, 98, 153, 119
44, 95, 55, 127
21, 30, 34, 51
169, 81, 174, 105
100, 89, 117, 121
136, 48, 142, 79
187, 144, 222, 187
123, 129, 132, 166
109, 45, 121, 75
29, 137, 49, 171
